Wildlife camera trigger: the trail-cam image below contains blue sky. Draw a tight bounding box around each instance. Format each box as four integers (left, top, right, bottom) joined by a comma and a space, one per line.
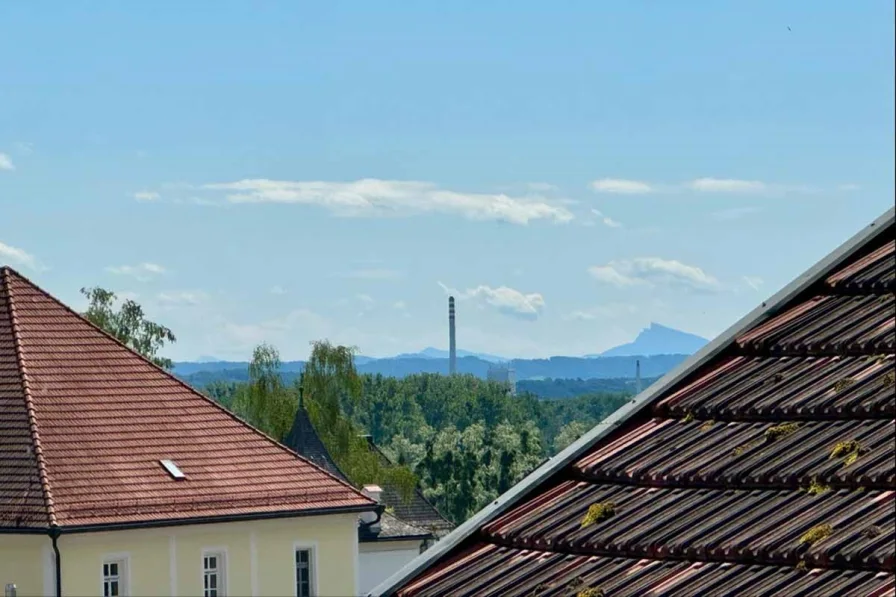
1, 1, 893, 361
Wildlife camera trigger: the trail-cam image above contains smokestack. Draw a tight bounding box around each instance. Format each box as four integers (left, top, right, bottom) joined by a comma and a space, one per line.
449, 296, 457, 375
635, 359, 642, 395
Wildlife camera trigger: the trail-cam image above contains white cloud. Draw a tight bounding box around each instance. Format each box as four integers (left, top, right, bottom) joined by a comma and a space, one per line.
687, 178, 766, 193
0, 153, 14, 171
270, 285, 287, 295
14, 142, 35, 155
392, 301, 407, 310
200, 178, 574, 225
134, 191, 160, 202
106, 262, 167, 281
0, 241, 42, 270
838, 183, 862, 192
590, 178, 652, 194
588, 257, 721, 294
742, 276, 764, 291
157, 291, 207, 306
334, 268, 404, 280
590, 209, 623, 228
439, 281, 545, 320
356, 294, 374, 304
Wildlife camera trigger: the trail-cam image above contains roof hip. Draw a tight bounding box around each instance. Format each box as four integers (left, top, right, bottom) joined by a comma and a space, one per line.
2, 267, 57, 528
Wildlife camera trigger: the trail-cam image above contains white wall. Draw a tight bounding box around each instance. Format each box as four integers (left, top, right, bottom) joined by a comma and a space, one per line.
358, 541, 422, 596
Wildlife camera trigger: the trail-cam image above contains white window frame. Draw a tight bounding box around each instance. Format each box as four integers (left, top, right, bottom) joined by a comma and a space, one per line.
201, 547, 228, 597
292, 542, 318, 597
100, 553, 131, 597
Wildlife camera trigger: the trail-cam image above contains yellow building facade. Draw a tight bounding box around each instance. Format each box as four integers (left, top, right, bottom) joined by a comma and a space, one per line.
1, 513, 359, 597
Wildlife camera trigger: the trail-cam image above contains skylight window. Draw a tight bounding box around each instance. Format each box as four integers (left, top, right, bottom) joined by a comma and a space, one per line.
160, 459, 186, 480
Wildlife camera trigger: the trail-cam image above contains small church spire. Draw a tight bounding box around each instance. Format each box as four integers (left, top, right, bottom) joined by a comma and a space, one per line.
298, 371, 304, 409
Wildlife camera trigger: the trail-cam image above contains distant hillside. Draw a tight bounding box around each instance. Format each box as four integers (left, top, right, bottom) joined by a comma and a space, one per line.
518, 376, 660, 399
394, 347, 507, 363
174, 353, 687, 387
594, 322, 708, 357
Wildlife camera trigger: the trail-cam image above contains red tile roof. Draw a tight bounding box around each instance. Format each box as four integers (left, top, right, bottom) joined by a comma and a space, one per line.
0, 267, 374, 530
376, 210, 895, 596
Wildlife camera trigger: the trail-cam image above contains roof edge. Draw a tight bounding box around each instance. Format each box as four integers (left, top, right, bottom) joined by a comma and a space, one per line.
2, 267, 58, 528
368, 206, 896, 597
51, 503, 374, 534
0, 266, 374, 508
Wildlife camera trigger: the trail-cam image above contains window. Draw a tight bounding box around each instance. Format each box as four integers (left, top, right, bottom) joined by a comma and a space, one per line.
295, 549, 313, 597
203, 552, 226, 597
160, 458, 186, 479
103, 559, 127, 597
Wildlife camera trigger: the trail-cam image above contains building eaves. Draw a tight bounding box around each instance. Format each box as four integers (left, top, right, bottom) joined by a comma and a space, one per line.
368, 206, 896, 597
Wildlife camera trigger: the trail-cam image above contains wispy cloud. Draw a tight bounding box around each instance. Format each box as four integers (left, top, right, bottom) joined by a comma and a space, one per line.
106, 262, 167, 281
270, 285, 287, 295
438, 281, 546, 320
591, 176, 818, 196
588, 257, 721, 294
14, 142, 35, 155
687, 178, 767, 193
200, 178, 574, 225
0, 241, 42, 270
393, 300, 407, 310
590, 209, 623, 228
0, 153, 14, 171
742, 276, 764, 291
838, 183, 862, 192
134, 191, 160, 202
157, 291, 207, 306
334, 268, 404, 280
590, 178, 653, 194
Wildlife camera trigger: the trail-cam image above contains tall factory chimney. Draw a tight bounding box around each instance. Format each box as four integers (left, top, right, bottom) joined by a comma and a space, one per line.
635, 359, 642, 395
448, 296, 457, 375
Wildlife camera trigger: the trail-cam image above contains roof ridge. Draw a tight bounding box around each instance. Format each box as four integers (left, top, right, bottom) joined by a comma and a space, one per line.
1, 266, 373, 508
2, 267, 58, 528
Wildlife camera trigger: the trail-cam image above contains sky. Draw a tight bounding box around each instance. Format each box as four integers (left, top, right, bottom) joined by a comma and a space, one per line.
1, 1, 894, 362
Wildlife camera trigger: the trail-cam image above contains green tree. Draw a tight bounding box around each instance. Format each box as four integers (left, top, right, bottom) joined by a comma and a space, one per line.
232, 343, 298, 441
80, 286, 176, 369
302, 340, 417, 501
553, 420, 590, 453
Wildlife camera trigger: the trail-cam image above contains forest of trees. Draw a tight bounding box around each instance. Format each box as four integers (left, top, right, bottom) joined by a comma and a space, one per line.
206, 365, 630, 523
82, 288, 633, 525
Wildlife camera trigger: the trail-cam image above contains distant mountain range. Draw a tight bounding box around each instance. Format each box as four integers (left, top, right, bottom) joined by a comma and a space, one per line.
172, 322, 707, 387
393, 347, 507, 363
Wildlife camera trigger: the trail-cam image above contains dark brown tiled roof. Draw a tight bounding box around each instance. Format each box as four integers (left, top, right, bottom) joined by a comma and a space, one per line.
0, 267, 374, 530
379, 212, 895, 596
366, 439, 455, 536
284, 407, 350, 482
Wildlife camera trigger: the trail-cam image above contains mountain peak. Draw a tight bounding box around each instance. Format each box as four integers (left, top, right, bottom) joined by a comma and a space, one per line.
597, 323, 708, 357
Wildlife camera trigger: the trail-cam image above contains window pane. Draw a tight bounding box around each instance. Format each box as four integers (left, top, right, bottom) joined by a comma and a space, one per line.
103, 564, 109, 577
111, 580, 119, 597
110, 563, 118, 576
